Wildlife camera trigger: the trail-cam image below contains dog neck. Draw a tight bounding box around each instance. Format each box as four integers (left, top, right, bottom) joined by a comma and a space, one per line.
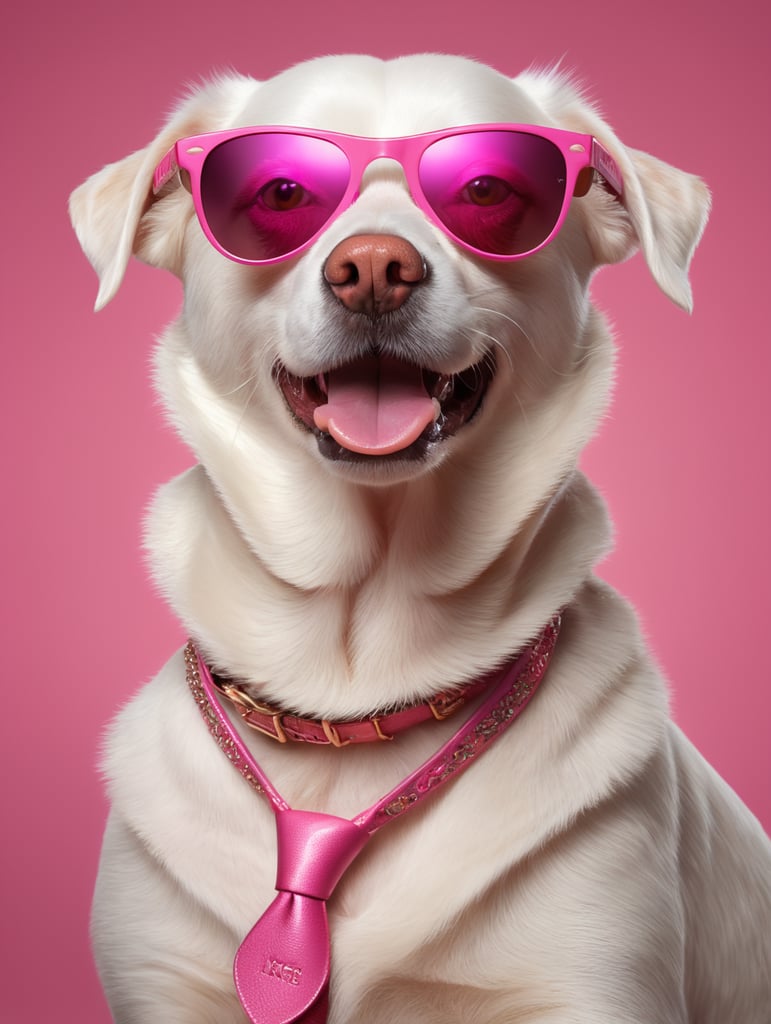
146, 465, 607, 719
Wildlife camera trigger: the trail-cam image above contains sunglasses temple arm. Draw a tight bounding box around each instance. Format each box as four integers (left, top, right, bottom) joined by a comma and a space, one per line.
152, 145, 180, 196
590, 138, 624, 201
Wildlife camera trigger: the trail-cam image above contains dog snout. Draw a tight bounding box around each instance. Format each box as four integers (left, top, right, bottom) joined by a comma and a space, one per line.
323, 234, 427, 316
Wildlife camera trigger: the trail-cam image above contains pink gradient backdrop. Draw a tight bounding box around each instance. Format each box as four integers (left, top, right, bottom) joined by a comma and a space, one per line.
2, 0, 768, 1018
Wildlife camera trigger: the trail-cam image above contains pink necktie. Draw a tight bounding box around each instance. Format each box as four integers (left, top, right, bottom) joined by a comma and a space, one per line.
234, 810, 369, 1024
186, 613, 560, 1024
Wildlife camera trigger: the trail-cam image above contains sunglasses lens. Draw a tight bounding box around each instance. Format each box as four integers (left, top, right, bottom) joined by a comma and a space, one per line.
419, 130, 568, 256
199, 133, 351, 261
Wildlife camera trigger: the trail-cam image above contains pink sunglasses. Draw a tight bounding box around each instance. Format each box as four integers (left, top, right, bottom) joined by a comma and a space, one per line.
153, 123, 624, 265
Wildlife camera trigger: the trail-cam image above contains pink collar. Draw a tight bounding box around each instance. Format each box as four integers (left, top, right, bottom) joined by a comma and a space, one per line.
186, 613, 560, 1024
211, 666, 500, 746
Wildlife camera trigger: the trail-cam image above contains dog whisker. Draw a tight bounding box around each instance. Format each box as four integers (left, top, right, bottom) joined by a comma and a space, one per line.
459, 327, 531, 430
463, 323, 515, 377
218, 374, 259, 399
226, 373, 260, 444
472, 303, 586, 382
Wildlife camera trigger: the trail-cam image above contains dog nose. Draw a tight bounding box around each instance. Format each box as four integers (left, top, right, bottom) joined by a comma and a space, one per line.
323, 234, 426, 315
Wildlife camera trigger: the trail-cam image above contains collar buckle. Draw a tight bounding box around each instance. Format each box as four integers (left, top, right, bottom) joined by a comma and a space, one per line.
219, 683, 288, 743
428, 691, 468, 720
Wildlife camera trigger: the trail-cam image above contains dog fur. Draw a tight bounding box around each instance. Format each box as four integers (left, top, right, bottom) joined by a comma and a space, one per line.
71, 54, 771, 1023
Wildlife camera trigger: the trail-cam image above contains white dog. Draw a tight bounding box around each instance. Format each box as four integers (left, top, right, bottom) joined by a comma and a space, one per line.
71, 54, 771, 1023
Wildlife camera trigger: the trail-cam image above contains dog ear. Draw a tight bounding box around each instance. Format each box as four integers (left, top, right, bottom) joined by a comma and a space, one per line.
610, 146, 711, 312
575, 145, 710, 312
69, 73, 258, 311
514, 69, 710, 312
70, 145, 161, 311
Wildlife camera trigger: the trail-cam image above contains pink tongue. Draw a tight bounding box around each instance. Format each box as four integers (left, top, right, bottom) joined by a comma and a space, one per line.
313, 356, 437, 455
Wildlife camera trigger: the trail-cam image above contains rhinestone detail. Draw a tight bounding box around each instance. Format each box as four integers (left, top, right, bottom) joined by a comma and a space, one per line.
184, 643, 265, 796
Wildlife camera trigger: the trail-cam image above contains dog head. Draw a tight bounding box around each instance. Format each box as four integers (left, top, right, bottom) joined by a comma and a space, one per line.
73, 55, 708, 552
71, 56, 708, 485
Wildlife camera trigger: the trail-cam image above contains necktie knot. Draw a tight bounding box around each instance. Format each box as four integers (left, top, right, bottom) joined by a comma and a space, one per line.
275, 810, 370, 899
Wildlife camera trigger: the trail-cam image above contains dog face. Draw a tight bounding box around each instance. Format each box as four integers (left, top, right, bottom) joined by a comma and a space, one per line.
71, 55, 709, 496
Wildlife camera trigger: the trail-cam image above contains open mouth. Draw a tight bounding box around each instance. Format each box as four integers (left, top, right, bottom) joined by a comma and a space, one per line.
277, 354, 494, 462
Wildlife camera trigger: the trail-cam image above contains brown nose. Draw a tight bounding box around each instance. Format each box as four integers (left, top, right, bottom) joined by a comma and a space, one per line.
323, 234, 426, 315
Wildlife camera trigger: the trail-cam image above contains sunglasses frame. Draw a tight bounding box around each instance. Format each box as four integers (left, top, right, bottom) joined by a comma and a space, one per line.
153, 123, 624, 266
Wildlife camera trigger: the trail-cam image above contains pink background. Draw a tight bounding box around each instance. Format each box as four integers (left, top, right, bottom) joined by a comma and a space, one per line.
2, 0, 768, 1017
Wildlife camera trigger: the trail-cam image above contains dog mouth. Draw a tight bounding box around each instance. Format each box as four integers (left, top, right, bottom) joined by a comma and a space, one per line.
276, 354, 494, 462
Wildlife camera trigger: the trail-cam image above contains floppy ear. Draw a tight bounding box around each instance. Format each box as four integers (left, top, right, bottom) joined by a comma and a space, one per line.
515, 69, 711, 311
70, 144, 167, 311
604, 145, 710, 312
69, 73, 259, 311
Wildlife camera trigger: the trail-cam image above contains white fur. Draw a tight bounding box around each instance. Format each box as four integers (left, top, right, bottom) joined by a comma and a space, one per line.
70, 54, 770, 1023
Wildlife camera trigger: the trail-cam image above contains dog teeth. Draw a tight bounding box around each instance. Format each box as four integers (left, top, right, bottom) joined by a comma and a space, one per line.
316, 373, 328, 396
435, 376, 454, 404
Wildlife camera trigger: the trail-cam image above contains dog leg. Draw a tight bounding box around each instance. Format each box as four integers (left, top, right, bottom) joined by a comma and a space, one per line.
92, 811, 245, 1023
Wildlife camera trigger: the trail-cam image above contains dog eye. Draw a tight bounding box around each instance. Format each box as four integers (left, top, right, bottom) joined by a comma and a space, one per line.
463, 176, 514, 207
258, 179, 307, 211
